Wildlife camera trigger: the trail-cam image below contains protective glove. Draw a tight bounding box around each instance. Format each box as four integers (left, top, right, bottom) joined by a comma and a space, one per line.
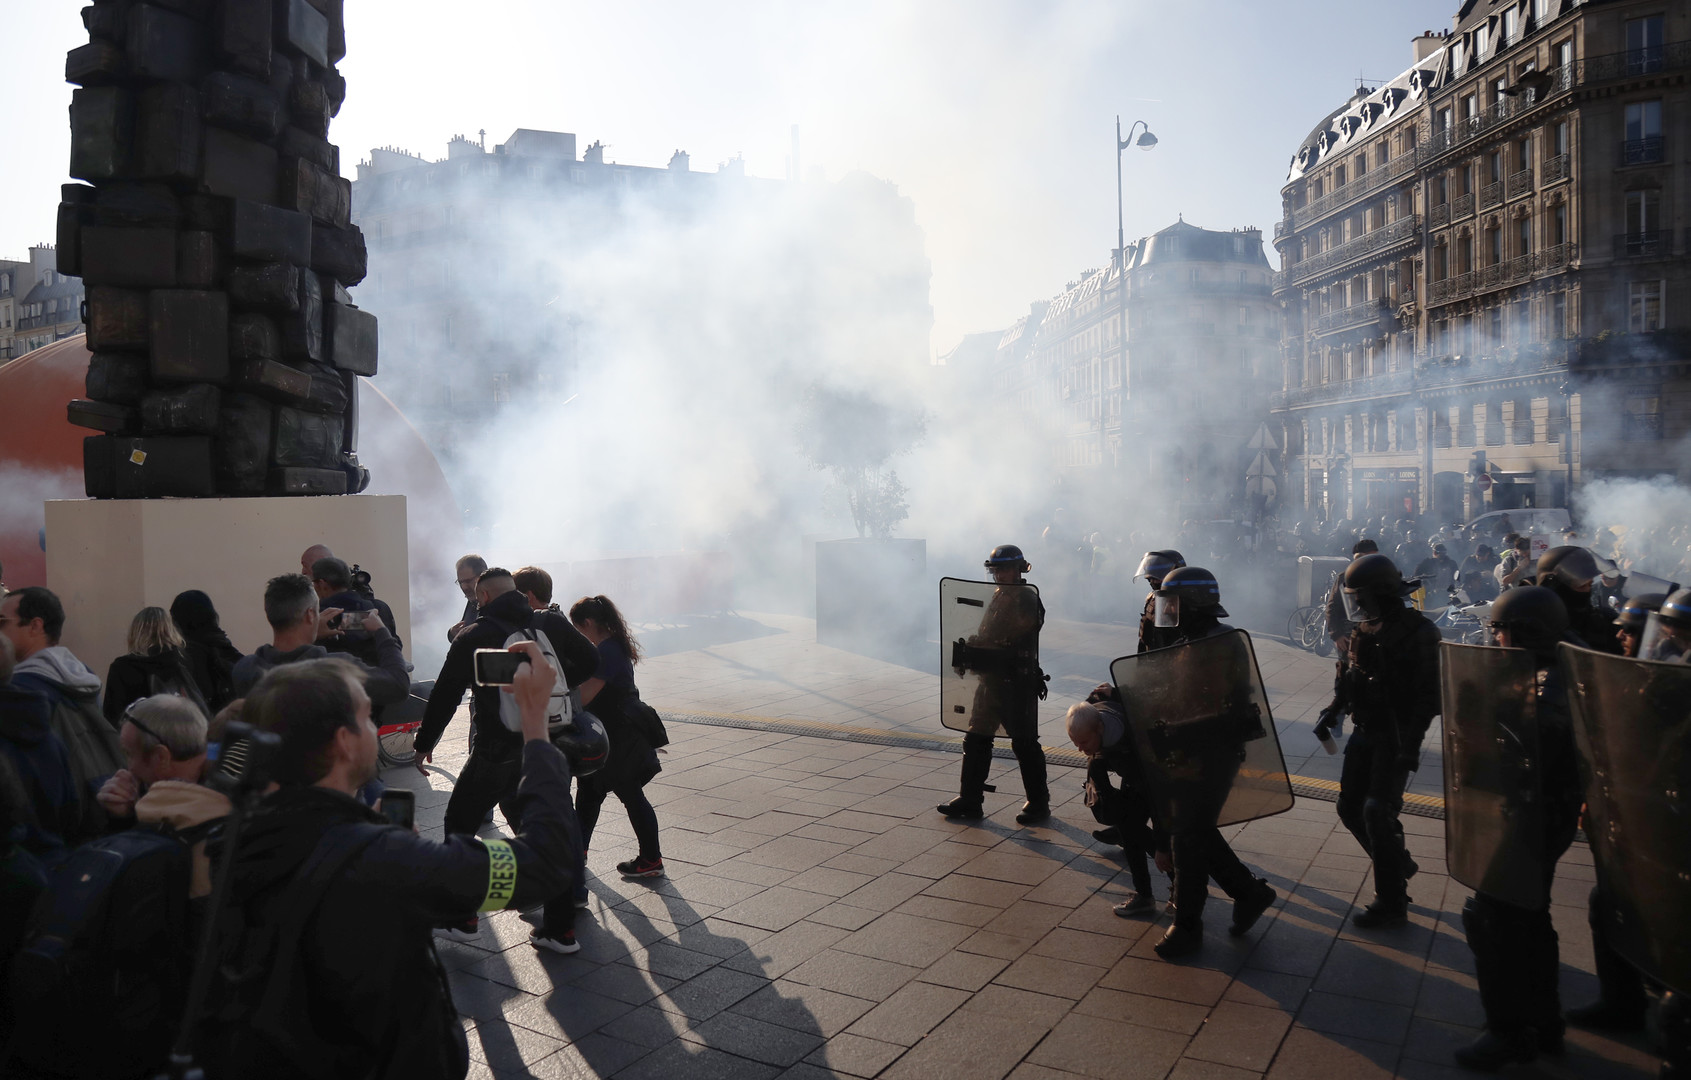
1313, 705, 1343, 755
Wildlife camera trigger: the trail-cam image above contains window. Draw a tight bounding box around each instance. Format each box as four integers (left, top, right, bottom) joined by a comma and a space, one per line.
1488, 226, 1503, 265
1489, 150, 1504, 183
1335, 165, 1347, 187
1433, 174, 1448, 204
1434, 241, 1449, 280
1556, 40, 1572, 69
1516, 136, 1531, 172
1626, 15, 1664, 74
1550, 292, 1566, 336
1553, 120, 1569, 157
1551, 202, 1567, 245
1627, 189, 1660, 235
1477, 25, 1491, 59
1517, 215, 1532, 256
1493, 77, 1508, 105
1629, 281, 1663, 332
1504, 8, 1519, 43
1462, 94, 1478, 121
1624, 100, 1664, 163
1436, 106, 1453, 133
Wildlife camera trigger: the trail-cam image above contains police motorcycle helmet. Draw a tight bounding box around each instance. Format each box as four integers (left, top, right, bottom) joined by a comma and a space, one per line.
1614, 592, 1667, 632
1341, 553, 1408, 623
1486, 584, 1571, 652
550, 707, 609, 778
985, 544, 1031, 573
1639, 587, 1691, 661
1153, 565, 1227, 627
1133, 549, 1186, 588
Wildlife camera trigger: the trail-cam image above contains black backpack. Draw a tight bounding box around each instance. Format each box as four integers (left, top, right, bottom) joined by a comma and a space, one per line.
192, 823, 392, 1078
4, 823, 211, 1079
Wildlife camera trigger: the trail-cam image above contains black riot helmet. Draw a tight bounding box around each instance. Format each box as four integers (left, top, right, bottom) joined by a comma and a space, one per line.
1341, 553, 1405, 623
1487, 585, 1571, 652
1134, 549, 1186, 588
1660, 588, 1691, 630
1614, 592, 1667, 631
1153, 565, 1228, 627
984, 544, 1031, 573
1537, 545, 1602, 591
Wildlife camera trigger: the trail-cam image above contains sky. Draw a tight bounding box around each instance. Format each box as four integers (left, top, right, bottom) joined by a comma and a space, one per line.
4, 0, 1459, 355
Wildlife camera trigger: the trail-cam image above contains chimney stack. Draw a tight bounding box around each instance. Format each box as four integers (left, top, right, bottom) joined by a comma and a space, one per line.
1412, 30, 1444, 64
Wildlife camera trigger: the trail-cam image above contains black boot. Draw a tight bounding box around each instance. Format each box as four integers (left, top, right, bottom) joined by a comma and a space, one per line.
1452, 1029, 1535, 1072
1154, 923, 1203, 960
940, 734, 993, 820
1351, 900, 1409, 929
1229, 879, 1276, 937
1010, 736, 1048, 824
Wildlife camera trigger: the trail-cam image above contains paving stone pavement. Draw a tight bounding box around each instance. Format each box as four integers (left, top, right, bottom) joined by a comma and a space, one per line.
387, 613, 1663, 1079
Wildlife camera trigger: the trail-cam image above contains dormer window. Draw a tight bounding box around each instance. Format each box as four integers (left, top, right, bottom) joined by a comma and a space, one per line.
42, 271, 52, 287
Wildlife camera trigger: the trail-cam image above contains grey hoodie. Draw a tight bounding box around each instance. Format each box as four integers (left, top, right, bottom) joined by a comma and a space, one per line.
12, 645, 104, 698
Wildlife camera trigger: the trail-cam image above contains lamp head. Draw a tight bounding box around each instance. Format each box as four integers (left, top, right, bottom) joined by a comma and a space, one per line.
1136, 130, 1158, 149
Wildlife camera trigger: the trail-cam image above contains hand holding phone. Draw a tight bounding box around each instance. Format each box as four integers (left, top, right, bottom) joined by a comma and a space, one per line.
379, 789, 415, 831
474, 648, 527, 686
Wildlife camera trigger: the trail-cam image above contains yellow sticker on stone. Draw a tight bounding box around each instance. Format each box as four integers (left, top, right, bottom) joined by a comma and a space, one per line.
479, 839, 517, 912
130, 450, 147, 465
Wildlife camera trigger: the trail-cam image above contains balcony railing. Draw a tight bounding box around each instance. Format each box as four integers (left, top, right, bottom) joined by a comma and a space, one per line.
1622, 412, 1663, 440
1480, 180, 1503, 208
1289, 152, 1418, 231
1269, 368, 1413, 410
1275, 214, 1421, 291
1542, 153, 1570, 184
1430, 203, 1450, 228
1506, 168, 1534, 198
1614, 230, 1673, 258
1452, 192, 1475, 219
1622, 136, 1665, 166
1575, 41, 1691, 83
1312, 299, 1391, 336
1425, 244, 1576, 306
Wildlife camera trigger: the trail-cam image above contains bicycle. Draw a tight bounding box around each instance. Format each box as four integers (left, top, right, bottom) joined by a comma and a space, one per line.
375, 680, 432, 768
1287, 605, 1334, 656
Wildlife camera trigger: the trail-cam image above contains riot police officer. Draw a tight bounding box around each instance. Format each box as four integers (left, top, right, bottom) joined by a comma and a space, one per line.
1612, 592, 1667, 660
1143, 567, 1276, 960
1455, 586, 1582, 1070
1133, 550, 1186, 652
1328, 554, 1440, 929
938, 545, 1049, 824
1641, 587, 1691, 663
1536, 546, 1623, 654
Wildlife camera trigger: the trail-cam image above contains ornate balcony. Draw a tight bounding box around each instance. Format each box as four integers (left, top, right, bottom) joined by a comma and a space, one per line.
1289, 152, 1417, 231
1506, 168, 1533, 198
1622, 136, 1666, 166
1614, 230, 1673, 258
1480, 181, 1503, 209
1312, 299, 1391, 336
1277, 215, 1421, 291
1542, 153, 1570, 184
1431, 203, 1451, 228
1452, 192, 1475, 219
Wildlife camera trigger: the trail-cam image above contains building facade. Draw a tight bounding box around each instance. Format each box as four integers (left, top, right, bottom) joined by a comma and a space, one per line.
973, 220, 1279, 507
1273, 0, 1691, 525
7, 246, 83, 361
0, 258, 27, 361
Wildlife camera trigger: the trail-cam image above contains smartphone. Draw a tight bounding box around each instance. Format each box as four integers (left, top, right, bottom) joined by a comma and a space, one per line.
327, 611, 344, 631
380, 789, 415, 830
474, 648, 527, 686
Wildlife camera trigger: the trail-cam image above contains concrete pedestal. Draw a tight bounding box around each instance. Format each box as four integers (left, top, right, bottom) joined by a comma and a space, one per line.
46, 495, 409, 682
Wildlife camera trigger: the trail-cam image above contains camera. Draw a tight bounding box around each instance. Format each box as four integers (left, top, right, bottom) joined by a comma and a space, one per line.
473, 648, 528, 686
350, 563, 375, 600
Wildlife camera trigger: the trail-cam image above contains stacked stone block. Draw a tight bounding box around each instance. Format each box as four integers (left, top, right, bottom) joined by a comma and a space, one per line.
61, 0, 377, 499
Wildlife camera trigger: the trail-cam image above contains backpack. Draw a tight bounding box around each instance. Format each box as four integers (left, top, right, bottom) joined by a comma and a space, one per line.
4, 823, 210, 1079
497, 612, 577, 734
194, 823, 397, 1078
34, 682, 124, 843
148, 653, 213, 721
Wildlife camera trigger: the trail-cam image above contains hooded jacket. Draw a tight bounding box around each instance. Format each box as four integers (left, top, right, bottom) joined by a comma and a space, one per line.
0, 679, 80, 844
204, 740, 579, 1080
231, 632, 409, 708
414, 590, 599, 758
171, 591, 244, 712
10, 647, 121, 843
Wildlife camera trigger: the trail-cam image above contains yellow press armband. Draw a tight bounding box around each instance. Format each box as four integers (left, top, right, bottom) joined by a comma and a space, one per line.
479, 839, 517, 912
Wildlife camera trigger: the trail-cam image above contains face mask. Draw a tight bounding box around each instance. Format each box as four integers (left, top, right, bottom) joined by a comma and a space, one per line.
1153, 595, 1179, 628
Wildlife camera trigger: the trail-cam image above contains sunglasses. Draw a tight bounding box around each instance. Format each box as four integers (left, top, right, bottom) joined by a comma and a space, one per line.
122, 701, 197, 761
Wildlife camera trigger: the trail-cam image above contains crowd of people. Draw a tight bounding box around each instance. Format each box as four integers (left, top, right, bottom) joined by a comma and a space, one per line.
0, 547, 664, 1079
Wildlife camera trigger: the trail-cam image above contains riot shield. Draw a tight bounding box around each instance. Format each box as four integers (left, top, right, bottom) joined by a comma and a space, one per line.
940, 577, 1042, 737
1439, 642, 1545, 908
1107, 629, 1292, 833
1561, 643, 1691, 995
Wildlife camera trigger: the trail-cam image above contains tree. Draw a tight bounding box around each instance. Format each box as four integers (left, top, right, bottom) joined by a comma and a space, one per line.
797, 384, 925, 539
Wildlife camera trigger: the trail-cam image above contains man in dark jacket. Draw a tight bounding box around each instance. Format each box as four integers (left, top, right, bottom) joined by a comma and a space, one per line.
311, 556, 403, 667
413, 569, 598, 939
0, 636, 80, 845
232, 574, 409, 706
202, 647, 580, 1080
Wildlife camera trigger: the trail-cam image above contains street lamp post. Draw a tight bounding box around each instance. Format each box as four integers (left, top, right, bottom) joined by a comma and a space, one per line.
1111, 117, 1157, 477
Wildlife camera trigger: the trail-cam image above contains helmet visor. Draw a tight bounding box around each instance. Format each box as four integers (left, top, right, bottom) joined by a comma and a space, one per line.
1639, 612, 1674, 661
1153, 594, 1179, 628
1134, 554, 1172, 584
1341, 588, 1381, 624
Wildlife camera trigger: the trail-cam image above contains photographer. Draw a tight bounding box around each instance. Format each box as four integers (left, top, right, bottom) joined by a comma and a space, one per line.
412, 569, 598, 942
311, 557, 403, 667
233, 575, 408, 708
201, 647, 580, 1079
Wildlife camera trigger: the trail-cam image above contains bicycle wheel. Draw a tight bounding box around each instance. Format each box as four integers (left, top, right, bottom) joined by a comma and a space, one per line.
1287, 607, 1315, 649
378, 726, 418, 768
